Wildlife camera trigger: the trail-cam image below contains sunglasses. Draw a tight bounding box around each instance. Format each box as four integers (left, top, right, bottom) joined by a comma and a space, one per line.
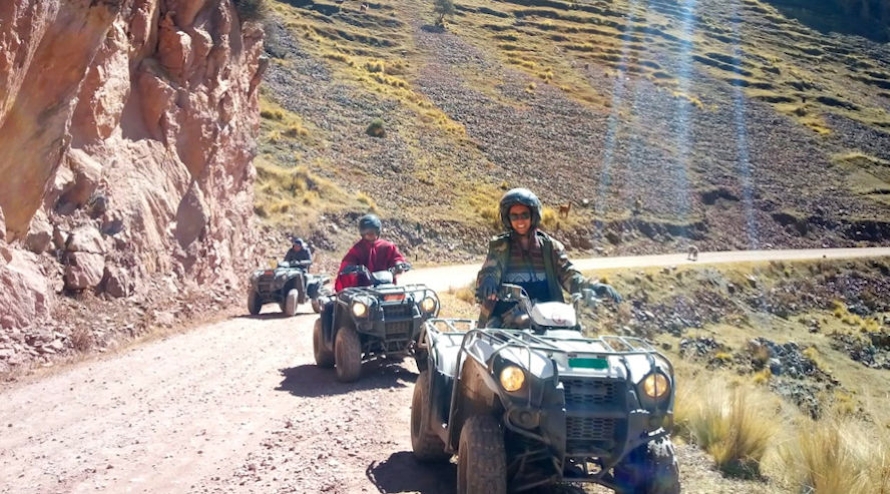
509, 212, 531, 221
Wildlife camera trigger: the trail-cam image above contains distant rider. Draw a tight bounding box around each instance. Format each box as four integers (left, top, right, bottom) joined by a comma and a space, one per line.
475, 188, 622, 327
284, 237, 313, 269
334, 214, 408, 291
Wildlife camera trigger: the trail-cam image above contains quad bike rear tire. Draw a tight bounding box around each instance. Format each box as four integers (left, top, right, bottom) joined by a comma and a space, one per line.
334, 326, 362, 382
247, 291, 262, 315
457, 415, 507, 494
284, 289, 299, 317
613, 436, 681, 494
313, 318, 335, 368
411, 370, 451, 462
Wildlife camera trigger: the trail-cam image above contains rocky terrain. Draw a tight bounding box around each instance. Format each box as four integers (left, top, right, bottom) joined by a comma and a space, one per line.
0, 0, 265, 375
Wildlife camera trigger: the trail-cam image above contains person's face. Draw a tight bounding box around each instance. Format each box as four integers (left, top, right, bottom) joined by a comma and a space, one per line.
509, 204, 532, 236
361, 229, 378, 242
292, 242, 302, 251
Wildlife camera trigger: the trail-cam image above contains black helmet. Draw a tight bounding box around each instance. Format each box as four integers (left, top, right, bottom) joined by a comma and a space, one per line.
499, 188, 542, 231
358, 214, 382, 235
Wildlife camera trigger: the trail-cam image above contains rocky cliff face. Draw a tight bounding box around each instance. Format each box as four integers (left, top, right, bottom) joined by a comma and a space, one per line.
0, 0, 265, 331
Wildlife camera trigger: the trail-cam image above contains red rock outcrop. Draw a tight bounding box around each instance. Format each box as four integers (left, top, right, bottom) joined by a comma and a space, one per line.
0, 0, 264, 332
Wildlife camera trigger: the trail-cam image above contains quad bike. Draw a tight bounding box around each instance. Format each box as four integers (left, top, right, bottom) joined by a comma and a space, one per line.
313, 262, 440, 383
411, 284, 680, 494
246, 260, 331, 317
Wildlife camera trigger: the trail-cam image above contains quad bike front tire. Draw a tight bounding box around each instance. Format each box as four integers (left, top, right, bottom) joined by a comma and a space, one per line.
457, 415, 507, 494
613, 436, 681, 494
313, 318, 335, 368
284, 289, 300, 317
334, 326, 362, 382
411, 370, 451, 462
311, 298, 322, 314
247, 291, 262, 315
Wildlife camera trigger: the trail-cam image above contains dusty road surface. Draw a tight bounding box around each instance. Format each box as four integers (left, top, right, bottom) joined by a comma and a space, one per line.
0, 306, 453, 494
2, 248, 888, 493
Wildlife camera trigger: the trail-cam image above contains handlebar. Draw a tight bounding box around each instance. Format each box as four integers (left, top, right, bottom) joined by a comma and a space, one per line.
278, 260, 311, 269
487, 283, 600, 307
337, 262, 412, 278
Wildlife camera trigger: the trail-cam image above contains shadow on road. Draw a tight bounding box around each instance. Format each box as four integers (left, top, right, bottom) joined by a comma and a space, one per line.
366, 451, 456, 494
365, 452, 590, 494
235, 310, 318, 320
276, 360, 417, 397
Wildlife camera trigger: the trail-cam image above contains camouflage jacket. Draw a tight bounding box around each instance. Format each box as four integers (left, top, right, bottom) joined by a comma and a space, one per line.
475, 230, 587, 324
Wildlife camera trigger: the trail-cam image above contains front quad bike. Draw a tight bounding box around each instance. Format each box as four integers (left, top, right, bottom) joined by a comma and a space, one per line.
410, 285, 680, 494
313, 262, 440, 383
246, 260, 331, 317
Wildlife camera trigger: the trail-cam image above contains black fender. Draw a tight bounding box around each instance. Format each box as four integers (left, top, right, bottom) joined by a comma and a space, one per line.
324, 301, 357, 349
320, 302, 336, 348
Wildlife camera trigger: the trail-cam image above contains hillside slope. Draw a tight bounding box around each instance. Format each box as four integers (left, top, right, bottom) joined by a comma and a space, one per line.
256, 0, 890, 264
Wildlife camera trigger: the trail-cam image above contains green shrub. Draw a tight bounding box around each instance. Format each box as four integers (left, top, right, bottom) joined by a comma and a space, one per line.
366, 118, 386, 138
433, 0, 455, 25
233, 0, 267, 23
260, 109, 284, 121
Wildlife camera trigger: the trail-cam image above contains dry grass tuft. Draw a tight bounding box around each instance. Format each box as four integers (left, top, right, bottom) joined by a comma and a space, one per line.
675, 377, 778, 478
253, 159, 353, 227
70, 327, 95, 352
779, 416, 890, 494
440, 284, 480, 320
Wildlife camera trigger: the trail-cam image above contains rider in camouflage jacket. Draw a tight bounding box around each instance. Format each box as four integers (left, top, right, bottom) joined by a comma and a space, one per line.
476, 188, 621, 326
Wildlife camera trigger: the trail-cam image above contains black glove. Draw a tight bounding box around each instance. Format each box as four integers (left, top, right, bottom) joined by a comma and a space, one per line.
588, 281, 622, 303
476, 276, 499, 301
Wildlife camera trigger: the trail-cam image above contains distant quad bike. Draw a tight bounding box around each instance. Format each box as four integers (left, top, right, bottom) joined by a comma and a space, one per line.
313, 262, 440, 383
247, 260, 331, 317
411, 284, 680, 494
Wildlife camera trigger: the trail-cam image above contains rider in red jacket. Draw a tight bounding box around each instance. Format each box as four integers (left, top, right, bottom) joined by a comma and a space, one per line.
334, 214, 407, 292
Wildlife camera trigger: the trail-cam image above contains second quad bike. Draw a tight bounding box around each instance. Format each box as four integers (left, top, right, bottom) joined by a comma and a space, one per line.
246, 260, 331, 316
410, 284, 680, 494
313, 262, 440, 383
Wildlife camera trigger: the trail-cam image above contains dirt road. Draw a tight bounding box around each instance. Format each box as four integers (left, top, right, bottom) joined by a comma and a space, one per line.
0, 307, 454, 494
1, 248, 887, 493
400, 247, 890, 291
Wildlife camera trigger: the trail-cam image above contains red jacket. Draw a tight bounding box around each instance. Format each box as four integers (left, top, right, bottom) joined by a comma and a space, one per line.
334, 238, 407, 291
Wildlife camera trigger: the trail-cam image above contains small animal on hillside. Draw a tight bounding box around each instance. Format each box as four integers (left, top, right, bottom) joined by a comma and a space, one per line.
360, 3, 368, 11
687, 245, 699, 261
558, 202, 572, 219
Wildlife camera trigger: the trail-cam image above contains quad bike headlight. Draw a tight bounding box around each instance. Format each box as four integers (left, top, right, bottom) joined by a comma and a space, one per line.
642, 373, 670, 400
351, 301, 369, 318
420, 296, 437, 314
499, 365, 526, 392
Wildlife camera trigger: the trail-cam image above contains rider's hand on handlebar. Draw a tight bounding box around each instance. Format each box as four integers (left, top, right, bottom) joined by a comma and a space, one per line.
588, 281, 622, 303
476, 276, 499, 301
